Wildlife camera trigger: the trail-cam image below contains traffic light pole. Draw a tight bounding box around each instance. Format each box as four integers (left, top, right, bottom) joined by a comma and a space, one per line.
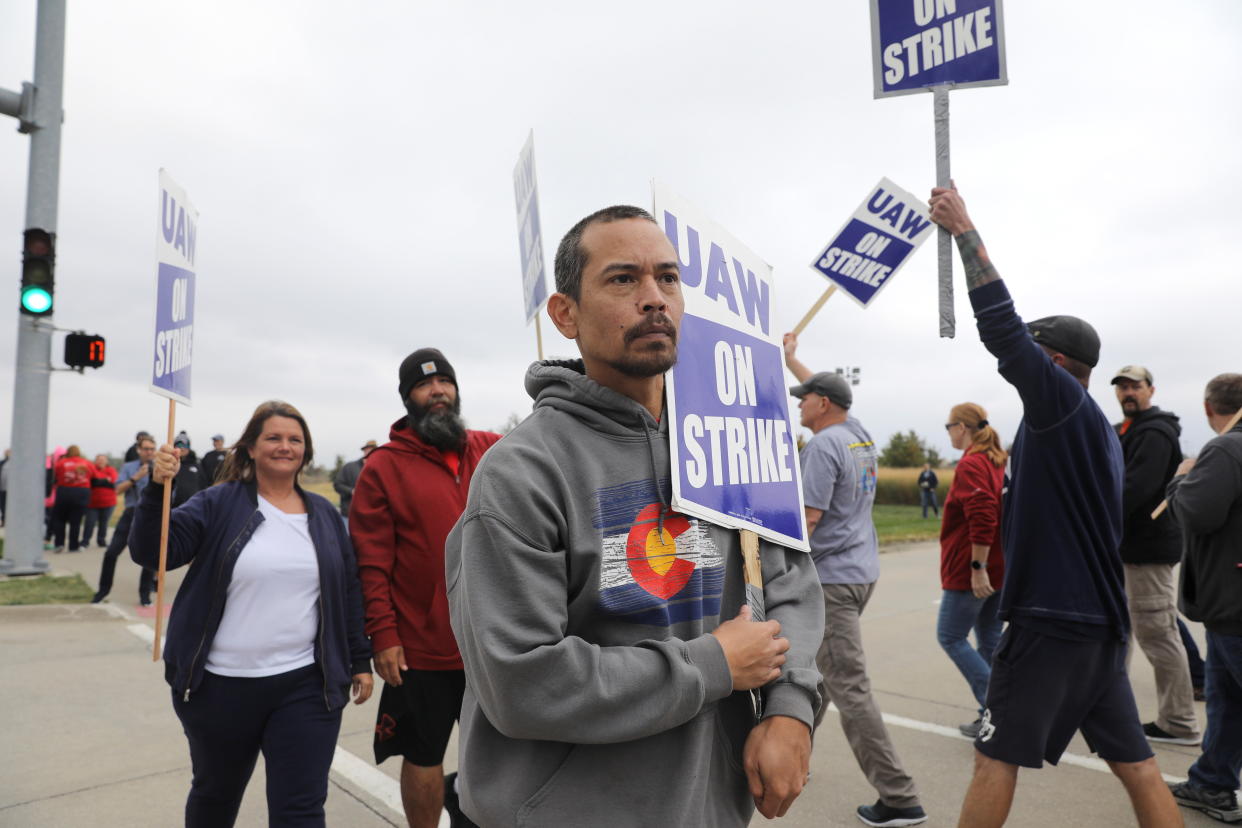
1, 0, 66, 575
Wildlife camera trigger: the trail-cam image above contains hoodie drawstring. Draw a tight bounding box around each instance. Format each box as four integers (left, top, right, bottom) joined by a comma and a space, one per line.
639, 415, 669, 537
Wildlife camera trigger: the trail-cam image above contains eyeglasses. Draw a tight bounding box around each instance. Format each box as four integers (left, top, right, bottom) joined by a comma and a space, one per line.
944, 422, 961, 431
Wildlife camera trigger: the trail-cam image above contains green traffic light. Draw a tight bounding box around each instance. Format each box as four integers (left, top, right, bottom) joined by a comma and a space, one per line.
21, 286, 53, 314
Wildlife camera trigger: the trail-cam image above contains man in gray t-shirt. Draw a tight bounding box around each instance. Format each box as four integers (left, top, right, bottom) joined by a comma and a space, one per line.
784, 332, 925, 828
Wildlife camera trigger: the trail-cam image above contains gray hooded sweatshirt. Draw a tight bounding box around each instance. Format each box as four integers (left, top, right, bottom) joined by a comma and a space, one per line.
446, 360, 824, 827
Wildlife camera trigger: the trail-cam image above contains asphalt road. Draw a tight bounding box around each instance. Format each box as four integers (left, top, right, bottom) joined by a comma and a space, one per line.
0, 538, 1217, 827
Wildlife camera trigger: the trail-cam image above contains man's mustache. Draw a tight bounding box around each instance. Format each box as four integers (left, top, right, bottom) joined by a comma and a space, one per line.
623, 315, 677, 345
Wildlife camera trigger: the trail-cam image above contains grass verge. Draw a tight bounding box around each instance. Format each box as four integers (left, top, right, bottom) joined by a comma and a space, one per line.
874, 504, 943, 546
0, 573, 95, 605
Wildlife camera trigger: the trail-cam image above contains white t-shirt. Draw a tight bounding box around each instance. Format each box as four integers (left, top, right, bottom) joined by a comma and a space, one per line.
205, 496, 321, 677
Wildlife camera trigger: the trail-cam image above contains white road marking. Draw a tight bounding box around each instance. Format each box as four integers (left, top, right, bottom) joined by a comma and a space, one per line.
126, 623, 155, 645
825, 704, 1187, 784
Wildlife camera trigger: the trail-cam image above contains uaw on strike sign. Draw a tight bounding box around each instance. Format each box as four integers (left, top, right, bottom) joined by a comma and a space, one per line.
870, 0, 1007, 97
150, 170, 198, 405
656, 184, 809, 552
811, 178, 934, 308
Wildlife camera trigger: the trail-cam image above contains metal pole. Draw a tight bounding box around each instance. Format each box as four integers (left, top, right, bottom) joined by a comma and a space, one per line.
2, 0, 67, 576
933, 85, 955, 339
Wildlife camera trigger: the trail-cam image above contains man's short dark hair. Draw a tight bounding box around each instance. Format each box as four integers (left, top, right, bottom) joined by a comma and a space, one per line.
1205, 373, 1242, 416
1037, 345, 1091, 383
553, 205, 657, 301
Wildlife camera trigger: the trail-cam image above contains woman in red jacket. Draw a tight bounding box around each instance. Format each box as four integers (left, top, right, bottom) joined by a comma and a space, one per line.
82, 454, 119, 547
938, 402, 1006, 738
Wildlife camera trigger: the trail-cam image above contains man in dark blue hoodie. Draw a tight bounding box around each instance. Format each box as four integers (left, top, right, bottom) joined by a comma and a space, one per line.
929, 184, 1181, 827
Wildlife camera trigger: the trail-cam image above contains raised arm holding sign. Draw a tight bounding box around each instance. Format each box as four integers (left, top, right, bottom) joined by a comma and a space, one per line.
930, 183, 1183, 827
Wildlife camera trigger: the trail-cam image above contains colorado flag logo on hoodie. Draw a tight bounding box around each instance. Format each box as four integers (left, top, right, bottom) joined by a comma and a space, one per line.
594, 478, 724, 626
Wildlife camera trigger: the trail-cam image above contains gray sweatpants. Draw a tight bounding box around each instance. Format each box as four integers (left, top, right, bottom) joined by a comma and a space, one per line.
813, 581, 921, 809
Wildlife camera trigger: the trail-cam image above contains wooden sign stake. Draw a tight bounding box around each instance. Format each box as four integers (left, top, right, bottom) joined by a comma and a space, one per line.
153, 398, 175, 661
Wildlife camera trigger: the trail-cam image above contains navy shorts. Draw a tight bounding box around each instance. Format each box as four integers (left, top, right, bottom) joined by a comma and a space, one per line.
975, 623, 1153, 768
380, 668, 465, 767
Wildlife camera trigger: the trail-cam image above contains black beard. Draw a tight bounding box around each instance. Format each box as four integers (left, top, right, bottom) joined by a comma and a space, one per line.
405, 395, 466, 451
606, 313, 679, 378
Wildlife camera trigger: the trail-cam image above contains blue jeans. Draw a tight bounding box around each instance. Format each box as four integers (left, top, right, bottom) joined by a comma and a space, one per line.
1189, 631, 1242, 792
82, 505, 115, 546
937, 589, 1002, 710
920, 489, 938, 518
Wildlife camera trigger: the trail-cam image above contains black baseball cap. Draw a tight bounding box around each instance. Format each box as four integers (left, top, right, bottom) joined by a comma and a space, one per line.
1027, 315, 1100, 368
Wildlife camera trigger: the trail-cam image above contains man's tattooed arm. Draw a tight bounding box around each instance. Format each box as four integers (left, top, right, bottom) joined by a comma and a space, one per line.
954, 230, 1000, 290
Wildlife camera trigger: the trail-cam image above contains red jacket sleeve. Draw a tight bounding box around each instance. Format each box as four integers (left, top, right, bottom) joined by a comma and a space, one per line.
349, 455, 402, 653
958, 453, 1001, 547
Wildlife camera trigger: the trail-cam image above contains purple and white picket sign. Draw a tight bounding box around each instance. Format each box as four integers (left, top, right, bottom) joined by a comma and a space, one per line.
655, 183, 809, 552
514, 131, 549, 324
870, 0, 1007, 98
809, 177, 934, 309
149, 169, 198, 405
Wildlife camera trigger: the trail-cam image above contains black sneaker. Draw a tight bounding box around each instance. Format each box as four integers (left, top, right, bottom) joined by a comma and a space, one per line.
443, 772, 469, 828
959, 718, 983, 738
1169, 781, 1242, 823
1143, 721, 1200, 745
857, 800, 928, 827
90, 593, 105, 604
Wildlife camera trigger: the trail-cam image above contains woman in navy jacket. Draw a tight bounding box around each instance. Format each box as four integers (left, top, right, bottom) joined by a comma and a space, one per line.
131, 400, 372, 827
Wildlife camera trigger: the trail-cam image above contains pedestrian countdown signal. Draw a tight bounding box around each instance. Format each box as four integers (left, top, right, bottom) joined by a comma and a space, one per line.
64, 332, 105, 369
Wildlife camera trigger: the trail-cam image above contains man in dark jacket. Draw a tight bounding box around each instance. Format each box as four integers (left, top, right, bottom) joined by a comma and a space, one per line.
199, 434, 227, 487
917, 463, 939, 518
171, 432, 203, 508
930, 184, 1180, 827
350, 349, 500, 828
1166, 373, 1242, 824
333, 440, 375, 519
1111, 365, 1199, 745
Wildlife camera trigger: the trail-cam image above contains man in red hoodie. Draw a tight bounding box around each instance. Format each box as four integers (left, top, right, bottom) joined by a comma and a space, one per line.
351, 348, 501, 828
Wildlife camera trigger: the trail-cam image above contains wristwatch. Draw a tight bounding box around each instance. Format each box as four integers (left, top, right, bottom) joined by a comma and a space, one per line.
970, 560, 985, 570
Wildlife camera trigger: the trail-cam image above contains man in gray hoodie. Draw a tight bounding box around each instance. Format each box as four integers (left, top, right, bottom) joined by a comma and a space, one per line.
445, 205, 824, 827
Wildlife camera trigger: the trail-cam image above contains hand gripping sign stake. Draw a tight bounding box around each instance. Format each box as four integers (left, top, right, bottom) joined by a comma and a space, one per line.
1151, 407, 1242, 520
740, 528, 766, 720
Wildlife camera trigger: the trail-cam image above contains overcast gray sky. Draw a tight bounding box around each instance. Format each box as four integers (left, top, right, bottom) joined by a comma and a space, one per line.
2, 0, 1239, 467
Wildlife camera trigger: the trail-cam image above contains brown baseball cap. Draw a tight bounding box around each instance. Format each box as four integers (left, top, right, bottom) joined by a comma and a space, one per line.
361, 440, 378, 450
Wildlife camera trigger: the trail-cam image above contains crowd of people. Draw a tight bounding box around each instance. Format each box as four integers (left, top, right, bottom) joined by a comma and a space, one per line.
10, 185, 1241, 827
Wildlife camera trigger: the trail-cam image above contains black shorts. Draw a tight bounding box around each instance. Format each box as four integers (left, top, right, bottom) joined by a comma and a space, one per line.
975, 623, 1153, 768
373, 668, 465, 767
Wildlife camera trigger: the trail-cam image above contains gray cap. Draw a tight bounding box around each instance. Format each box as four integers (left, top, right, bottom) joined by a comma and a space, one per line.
211, 433, 225, 442
789, 372, 853, 409
1111, 365, 1153, 385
